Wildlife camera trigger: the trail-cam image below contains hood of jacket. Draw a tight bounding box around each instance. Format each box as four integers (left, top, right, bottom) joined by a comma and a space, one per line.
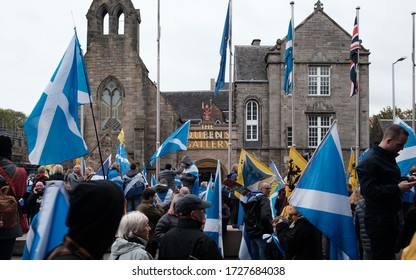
125, 169, 139, 178
181, 155, 192, 165
110, 237, 147, 258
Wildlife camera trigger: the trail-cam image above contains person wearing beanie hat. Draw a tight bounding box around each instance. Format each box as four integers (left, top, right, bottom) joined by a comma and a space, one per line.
46, 180, 125, 259
158, 194, 222, 260
0, 135, 27, 260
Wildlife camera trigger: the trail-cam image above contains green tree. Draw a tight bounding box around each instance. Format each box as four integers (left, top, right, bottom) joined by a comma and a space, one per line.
0, 108, 27, 131
369, 106, 414, 145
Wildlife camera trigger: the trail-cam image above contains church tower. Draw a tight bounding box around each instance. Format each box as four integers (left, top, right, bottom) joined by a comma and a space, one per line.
83, 0, 177, 171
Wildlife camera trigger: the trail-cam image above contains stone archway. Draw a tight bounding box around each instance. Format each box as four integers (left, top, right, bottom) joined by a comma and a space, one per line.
195, 159, 227, 184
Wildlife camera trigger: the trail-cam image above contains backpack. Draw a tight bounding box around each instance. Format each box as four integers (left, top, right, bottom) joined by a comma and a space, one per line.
0, 185, 18, 229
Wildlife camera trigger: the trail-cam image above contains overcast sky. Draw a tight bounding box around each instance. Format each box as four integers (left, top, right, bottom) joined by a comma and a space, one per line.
2, 0, 415, 117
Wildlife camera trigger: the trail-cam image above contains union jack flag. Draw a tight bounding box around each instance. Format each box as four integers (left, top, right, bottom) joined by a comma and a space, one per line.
349, 16, 359, 97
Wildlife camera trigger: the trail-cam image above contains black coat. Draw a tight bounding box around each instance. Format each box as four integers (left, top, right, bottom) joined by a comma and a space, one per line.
277, 216, 323, 260
158, 218, 223, 260
356, 146, 403, 213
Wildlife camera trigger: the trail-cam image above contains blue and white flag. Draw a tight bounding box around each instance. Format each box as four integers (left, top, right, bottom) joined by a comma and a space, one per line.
150, 120, 191, 165
289, 121, 358, 260
22, 181, 69, 259
174, 174, 183, 188
24, 32, 91, 165
116, 144, 130, 176
151, 174, 156, 188
214, 0, 230, 97
142, 162, 149, 185
238, 226, 252, 260
91, 154, 111, 180
204, 160, 223, 256
283, 20, 293, 95
269, 161, 285, 218
394, 117, 416, 176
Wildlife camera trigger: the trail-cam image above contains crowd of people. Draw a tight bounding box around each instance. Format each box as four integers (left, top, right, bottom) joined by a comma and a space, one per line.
1, 128, 416, 260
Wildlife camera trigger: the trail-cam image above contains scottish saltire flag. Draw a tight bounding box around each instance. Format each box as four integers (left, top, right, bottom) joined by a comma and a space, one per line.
347, 148, 358, 191
237, 149, 275, 191
286, 146, 307, 197
116, 144, 130, 176
151, 174, 156, 187
289, 121, 358, 260
350, 16, 359, 97
150, 120, 191, 165
283, 20, 293, 95
22, 181, 69, 259
142, 162, 149, 185
238, 226, 252, 260
91, 154, 111, 180
214, 0, 230, 97
24, 32, 91, 165
269, 161, 285, 218
204, 160, 223, 256
394, 117, 416, 176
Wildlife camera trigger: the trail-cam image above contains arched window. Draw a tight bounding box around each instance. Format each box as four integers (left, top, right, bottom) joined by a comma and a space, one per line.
100, 79, 122, 132
117, 12, 125, 35
102, 11, 109, 35
245, 100, 258, 141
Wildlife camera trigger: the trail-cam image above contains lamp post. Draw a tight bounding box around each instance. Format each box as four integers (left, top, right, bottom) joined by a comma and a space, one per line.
392, 56, 407, 121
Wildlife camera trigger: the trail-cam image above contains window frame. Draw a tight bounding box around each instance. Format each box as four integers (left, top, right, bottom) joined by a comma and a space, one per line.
308, 115, 331, 147
245, 100, 259, 142
308, 66, 331, 96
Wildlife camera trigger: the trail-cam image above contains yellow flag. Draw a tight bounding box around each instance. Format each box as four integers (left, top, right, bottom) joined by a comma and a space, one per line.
286, 147, 308, 197
348, 148, 358, 191
237, 149, 275, 191
118, 129, 125, 145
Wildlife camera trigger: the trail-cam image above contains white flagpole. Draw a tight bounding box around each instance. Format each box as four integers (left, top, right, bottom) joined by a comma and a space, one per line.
156, 0, 161, 182
228, 0, 233, 172
412, 11, 415, 132
355, 7, 360, 167
290, 1, 295, 147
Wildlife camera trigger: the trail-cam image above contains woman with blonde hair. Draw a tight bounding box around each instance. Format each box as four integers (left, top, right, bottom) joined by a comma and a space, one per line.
109, 211, 153, 260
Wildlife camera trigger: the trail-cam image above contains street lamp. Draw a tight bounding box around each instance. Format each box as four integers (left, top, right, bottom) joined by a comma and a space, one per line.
392, 56, 407, 121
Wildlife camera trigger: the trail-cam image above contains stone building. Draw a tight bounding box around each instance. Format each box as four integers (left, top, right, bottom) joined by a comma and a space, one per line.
82, 0, 369, 181
83, 0, 178, 174
233, 1, 369, 173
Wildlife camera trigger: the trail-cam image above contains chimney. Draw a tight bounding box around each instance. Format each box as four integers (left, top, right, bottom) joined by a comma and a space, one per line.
251, 39, 261, 46
210, 78, 215, 90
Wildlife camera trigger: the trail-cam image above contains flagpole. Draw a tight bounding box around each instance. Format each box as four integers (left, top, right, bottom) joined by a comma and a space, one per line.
80, 105, 85, 176
156, 0, 161, 182
412, 11, 415, 132
228, 0, 233, 173
355, 7, 360, 167
76, 26, 105, 179
290, 1, 295, 147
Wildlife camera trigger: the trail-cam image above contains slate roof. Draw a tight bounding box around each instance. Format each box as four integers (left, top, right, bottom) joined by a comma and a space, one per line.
234, 45, 272, 81
162, 89, 229, 121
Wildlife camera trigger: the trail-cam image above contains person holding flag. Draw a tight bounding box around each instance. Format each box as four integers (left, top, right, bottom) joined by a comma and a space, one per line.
178, 155, 199, 196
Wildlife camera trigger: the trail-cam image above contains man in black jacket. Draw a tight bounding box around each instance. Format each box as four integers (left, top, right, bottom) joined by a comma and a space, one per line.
241, 181, 273, 260
357, 124, 416, 259
158, 194, 222, 260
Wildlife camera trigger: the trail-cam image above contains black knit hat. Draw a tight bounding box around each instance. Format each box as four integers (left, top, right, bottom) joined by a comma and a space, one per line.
0, 135, 12, 159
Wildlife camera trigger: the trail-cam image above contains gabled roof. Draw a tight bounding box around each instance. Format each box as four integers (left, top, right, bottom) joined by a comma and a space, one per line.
162, 90, 229, 121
